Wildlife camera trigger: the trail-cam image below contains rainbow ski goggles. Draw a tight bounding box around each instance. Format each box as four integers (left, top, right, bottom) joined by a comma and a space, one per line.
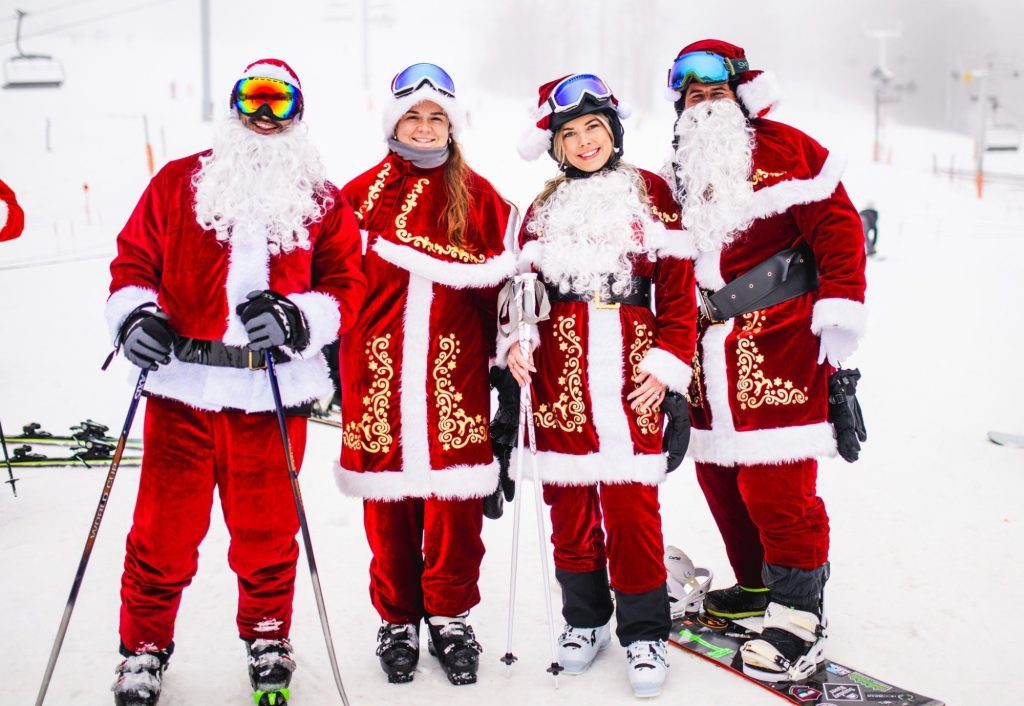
231, 76, 303, 120
667, 51, 749, 92
391, 63, 456, 99
547, 73, 613, 113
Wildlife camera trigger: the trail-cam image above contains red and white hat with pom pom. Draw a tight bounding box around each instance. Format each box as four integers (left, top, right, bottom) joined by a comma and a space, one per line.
238, 58, 302, 89
665, 40, 780, 118
518, 73, 631, 161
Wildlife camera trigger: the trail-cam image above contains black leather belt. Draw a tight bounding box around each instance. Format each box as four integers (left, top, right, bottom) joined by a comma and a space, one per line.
173, 338, 291, 370
543, 275, 652, 309
699, 243, 818, 324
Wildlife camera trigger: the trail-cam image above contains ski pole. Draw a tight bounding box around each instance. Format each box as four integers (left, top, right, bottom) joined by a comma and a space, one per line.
35, 369, 148, 706
264, 352, 350, 706
0, 417, 19, 497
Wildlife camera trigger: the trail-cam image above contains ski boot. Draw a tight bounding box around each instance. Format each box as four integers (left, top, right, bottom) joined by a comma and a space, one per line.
376, 622, 419, 684
702, 583, 770, 619
111, 642, 173, 706
246, 638, 296, 705
740, 602, 827, 682
426, 615, 482, 685
665, 546, 713, 618
625, 639, 668, 698
557, 622, 611, 675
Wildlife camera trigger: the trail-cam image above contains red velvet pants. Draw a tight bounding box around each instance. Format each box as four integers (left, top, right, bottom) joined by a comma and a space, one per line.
363, 497, 485, 624
119, 396, 306, 651
695, 459, 829, 588
542, 482, 667, 595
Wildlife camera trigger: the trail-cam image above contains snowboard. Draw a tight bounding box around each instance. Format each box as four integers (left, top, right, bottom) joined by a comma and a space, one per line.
670, 613, 943, 706
987, 431, 1024, 448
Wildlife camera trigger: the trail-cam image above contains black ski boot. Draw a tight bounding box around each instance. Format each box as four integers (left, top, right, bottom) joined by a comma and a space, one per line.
111, 642, 173, 706
376, 622, 420, 683
246, 638, 296, 705
703, 584, 770, 619
426, 616, 482, 685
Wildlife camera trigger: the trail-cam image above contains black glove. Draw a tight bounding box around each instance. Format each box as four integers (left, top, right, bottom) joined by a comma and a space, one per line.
828, 368, 867, 463
235, 290, 310, 352
484, 366, 519, 519
662, 391, 691, 472
118, 305, 175, 371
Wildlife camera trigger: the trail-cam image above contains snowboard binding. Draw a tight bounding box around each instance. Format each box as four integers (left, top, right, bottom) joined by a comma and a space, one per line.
665, 545, 713, 618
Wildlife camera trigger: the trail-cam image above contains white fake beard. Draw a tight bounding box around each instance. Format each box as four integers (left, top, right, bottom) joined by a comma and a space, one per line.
192, 118, 332, 255
671, 99, 756, 252
528, 168, 656, 297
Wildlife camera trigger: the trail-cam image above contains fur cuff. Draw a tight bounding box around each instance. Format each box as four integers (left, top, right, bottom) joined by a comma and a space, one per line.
373, 238, 516, 288
638, 347, 693, 394
495, 325, 540, 367
105, 285, 158, 344
646, 222, 698, 261
810, 297, 867, 339
289, 290, 342, 358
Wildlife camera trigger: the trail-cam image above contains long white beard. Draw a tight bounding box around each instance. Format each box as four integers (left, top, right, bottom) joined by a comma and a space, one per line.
670, 99, 755, 252
528, 167, 656, 297
192, 118, 332, 255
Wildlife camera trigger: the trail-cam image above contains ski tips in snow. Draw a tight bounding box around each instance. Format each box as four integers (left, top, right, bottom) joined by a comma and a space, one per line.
988, 431, 1024, 448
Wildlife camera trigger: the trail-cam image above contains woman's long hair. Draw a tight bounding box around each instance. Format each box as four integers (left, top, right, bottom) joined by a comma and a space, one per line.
443, 140, 473, 250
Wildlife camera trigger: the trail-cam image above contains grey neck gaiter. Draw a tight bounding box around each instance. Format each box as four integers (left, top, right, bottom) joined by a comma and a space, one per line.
388, 138, 450, 169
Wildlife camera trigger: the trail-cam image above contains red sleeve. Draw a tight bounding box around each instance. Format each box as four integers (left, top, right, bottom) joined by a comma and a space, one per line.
109, 169, 169, 296
310, 193, 367, 335
0, 179, 25, 242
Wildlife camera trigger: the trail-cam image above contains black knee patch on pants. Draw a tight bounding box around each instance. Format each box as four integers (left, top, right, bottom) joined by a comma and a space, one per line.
762, 561, 830, 614
614, 584, 671, 647
555, 567, 614, 629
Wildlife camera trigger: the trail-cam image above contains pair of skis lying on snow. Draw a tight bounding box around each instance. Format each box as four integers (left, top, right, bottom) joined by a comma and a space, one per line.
2, 421, 143, 467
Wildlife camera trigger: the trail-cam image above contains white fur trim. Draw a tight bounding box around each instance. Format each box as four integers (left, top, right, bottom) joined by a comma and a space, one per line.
638, 348, 692, 394
381, 86, 466, 139
518, 125, 553, 161
495, 325, 540, 367
646, 222, 698, 261
664, 86, 683, 102
334, 459, 499, 501
223, 227, 271, 346
0, 199, 8, 230
105, 285, 159, 344
290, 290, 341, 357
372, 238, 516, 288
737, 71, 781, 118
518, 450, 666, 486
693, 249, 726, 290
517, 240, 543, 272
359, 228, 369, 255
750, 152, 846, 221
615, 100, 633, 120
241, 62, 300, 87
811, 297, 867, 339
689, 423, 837, 466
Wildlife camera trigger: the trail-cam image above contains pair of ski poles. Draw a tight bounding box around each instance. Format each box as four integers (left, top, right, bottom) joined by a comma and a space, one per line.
501, 273, 565, 684
34, 354, 350, 706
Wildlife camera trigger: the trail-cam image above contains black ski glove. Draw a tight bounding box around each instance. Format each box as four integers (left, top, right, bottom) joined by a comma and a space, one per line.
828, 368, 867, 463
235, 290, 310, 352
484, 366, 519, 519
118, 304, 175, 371
662, 391, 691, 472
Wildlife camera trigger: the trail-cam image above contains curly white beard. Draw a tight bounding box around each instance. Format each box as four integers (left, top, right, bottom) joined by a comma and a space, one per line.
192, 118, 333, 255
528, 167, 656, 297
671, 99, 755, 252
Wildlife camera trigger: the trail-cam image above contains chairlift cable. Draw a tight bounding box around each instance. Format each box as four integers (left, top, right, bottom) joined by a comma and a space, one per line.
0, 0, 173, 47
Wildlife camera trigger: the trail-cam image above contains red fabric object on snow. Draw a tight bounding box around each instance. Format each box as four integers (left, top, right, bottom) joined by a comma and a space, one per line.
0, 178, 25, 242
119, 397, 308, 650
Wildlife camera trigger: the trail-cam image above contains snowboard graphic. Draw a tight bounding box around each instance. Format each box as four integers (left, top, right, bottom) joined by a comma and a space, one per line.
670, 613, 943, 705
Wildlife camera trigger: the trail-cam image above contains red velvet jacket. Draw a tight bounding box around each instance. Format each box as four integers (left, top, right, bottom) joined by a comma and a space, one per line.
0, 178, 24, 242
511, 168, 698, 486
106, 152, 366, 412
334, 153, 517, 501
685, 119, 867, 465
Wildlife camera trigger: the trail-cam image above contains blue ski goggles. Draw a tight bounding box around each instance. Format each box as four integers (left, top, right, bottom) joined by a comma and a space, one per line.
548, 73, 613, 113
390, 63, 456, 99
667, 51, 749, 92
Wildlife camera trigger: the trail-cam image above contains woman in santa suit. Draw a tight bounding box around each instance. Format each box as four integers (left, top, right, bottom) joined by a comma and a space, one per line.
506, 73, 698, 698
335, 63, 517, 687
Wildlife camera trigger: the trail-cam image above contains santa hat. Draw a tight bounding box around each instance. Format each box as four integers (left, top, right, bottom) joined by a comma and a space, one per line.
381, 64, 467, 140
238, 58, 302, 89
665, 40, 780, 118
518, 73, 632, 161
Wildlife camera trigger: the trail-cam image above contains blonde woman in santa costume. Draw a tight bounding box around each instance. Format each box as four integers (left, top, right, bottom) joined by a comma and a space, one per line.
506, 73, 698, 698
335, 63, 517, 687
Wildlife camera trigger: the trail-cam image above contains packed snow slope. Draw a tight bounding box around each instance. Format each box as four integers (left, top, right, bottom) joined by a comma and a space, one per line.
2, 2, 1023, 705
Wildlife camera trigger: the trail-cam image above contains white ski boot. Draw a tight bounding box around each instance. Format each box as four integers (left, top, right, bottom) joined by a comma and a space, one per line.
740, 602, 827, 682
625, 639, 668, 698
557, 622, 611, 675
665, 545, 713, 618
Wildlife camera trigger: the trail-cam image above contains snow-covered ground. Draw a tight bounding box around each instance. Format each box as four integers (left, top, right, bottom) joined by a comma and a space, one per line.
3, 3, 1024, 705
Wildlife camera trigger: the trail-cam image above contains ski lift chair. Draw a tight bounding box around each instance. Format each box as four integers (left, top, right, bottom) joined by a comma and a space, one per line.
2, 9, 65, 90
984, 125, 1021, 153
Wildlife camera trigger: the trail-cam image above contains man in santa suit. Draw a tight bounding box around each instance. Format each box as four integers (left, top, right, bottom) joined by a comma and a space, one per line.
663, 40, 867, 683
104, 58, 365, 705
0, 178, 25, 242
335, 63, 516, 686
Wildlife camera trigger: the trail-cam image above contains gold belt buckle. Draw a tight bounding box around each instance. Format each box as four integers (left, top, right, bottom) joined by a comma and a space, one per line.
248, 349, 267, 371
594, 288, 620, 310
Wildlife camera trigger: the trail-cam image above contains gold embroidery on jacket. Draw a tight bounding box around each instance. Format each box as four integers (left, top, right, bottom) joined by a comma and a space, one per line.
393, 177, 486, 264
650, 205, 680, 224
628, 322, 660, 435
688, 349, 705, 408
357, 162, 392, 221
434, 334, 488, 451
343, 334, 395, 453
534, 314, 587, 433
735, 311, 808, 410
749, 168, 786, 187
